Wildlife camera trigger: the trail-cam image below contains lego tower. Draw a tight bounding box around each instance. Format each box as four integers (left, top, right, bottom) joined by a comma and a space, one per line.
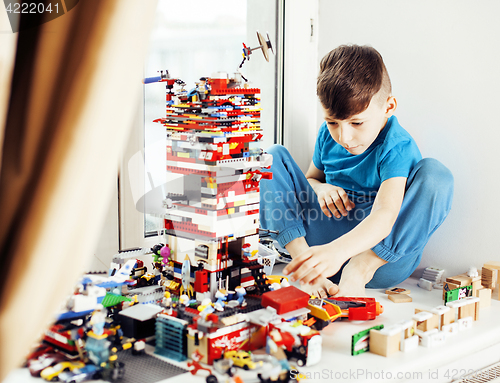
154, 71, 272, 300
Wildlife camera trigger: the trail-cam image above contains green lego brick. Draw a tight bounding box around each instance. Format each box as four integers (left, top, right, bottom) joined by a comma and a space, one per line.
351, 324, 384, 355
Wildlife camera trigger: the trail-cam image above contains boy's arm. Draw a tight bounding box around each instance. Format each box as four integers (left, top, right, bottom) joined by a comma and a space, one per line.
305, 162, 355, 218
283, 176, 407, 286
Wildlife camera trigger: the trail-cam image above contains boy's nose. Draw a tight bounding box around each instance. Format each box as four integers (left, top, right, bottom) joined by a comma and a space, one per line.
338, 125, 353, 144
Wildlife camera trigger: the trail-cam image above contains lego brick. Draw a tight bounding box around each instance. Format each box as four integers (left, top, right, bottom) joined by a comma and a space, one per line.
369, 329, 400, 357
444, 285, 472, 304
385, 287, 410, 295
388, 294, 412, 303
261, 286, 310, 315
417, 329, 446, 348
351, 324, 384, 356
458, 303, 475, 320
442, 322, 459, 336
484, 261, 500, 269
443, 281, 460, 299
401, 335, 419, 352
481, 266, 497, 289
414, 309, 439, 332
119, 304, 163, 339
417, 278, 433, 291
421, 266, 445, 283
458, 316, 473, 331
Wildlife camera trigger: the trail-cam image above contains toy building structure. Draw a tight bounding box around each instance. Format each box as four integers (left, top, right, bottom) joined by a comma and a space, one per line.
152, 70, 273, 301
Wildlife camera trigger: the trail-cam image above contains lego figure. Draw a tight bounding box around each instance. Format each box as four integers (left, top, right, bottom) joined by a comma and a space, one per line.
262, 45, 453, 297
214, 289, 228, 311
90, 306, 107, 336
234, 286, 247, 307
161, 244, 171, 266
161, 291, 172, 310
187, 349, 212, 376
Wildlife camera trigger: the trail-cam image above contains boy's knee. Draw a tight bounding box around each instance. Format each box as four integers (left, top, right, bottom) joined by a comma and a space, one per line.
413, 158, 454, 197
266, 144, 290, 160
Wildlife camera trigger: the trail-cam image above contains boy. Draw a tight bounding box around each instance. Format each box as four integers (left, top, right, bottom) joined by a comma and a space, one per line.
260, 45, 454, 297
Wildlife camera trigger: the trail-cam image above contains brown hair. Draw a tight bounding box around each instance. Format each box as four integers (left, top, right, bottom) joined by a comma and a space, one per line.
317, 45, 391, 120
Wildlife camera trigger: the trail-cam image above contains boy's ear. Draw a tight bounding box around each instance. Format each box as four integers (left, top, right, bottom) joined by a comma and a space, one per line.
385, 96, 397, 116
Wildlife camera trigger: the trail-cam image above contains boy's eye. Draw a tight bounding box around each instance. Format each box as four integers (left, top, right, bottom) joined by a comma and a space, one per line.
327, 121, 337, 126
351, 122, 363, 126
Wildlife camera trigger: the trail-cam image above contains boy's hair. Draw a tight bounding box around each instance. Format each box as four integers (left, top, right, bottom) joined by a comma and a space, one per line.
317, 45, 391, 120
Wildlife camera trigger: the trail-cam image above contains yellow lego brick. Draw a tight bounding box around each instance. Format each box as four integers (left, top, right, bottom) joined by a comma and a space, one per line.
233, 200, 245, 207
177, 152, 190, 158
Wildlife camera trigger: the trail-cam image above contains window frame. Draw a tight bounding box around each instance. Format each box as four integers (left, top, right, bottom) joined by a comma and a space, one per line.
118, 0, 285, 250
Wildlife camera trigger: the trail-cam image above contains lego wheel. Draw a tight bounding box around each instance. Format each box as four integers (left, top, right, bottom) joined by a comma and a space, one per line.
206, 374, 219, 383
296, 358, 305, 367
243, 365, 250, 370
256, 31, 270, 62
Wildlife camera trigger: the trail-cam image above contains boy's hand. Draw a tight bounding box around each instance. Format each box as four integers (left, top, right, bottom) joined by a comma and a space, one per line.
312, 183, 355, 218
283, 243, 348, 286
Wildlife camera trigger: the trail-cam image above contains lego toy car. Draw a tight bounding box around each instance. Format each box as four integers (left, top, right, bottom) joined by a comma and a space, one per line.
40, 361, 86, 381
28, 353, 66, 377
58, 364, 101, 383
224, 350, 262, 370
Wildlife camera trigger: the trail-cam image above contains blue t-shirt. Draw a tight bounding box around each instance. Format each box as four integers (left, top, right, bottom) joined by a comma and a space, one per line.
312, 116, 422, 196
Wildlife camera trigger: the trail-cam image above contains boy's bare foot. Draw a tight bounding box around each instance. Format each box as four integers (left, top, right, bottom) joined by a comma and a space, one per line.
302, 277, 339, 298
331, 278, 367, 297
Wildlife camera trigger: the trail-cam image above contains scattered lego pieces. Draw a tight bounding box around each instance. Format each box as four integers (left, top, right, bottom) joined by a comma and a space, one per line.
385, 287, 410, 295
388, 294, 412, 303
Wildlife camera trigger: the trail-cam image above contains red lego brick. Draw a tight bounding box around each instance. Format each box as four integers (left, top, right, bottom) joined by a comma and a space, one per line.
261, 286, 310, 315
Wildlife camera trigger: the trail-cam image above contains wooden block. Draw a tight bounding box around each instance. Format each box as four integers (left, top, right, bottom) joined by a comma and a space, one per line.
482, 266, 497, 289
388, 294, 412, 303
442, 308, 455, 326
472, 279, 482, 295
484, 261, 500, 269
385, 287, 411, 295
475, 288, 491, 308
474, 301, 480, 321
446, 274, 472, 287
458, 303, 476, 320
369, 329, 400, 357
414, 309, 440, 332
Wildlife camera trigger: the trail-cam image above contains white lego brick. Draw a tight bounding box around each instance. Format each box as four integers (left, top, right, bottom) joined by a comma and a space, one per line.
416, 328, 439, 347
442, 322, 459, 336
458, 317, 473, 331
413, 311, 434, 322
380, 325, 404, 336
418, 278, 433, 291
431, 305, 451, 315
422, 266, 445, 282
401, 335, 419, 352
396, 319, 414, 331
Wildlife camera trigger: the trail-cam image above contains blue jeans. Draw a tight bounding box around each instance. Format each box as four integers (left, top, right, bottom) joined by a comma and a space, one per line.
259, 145, 454, 288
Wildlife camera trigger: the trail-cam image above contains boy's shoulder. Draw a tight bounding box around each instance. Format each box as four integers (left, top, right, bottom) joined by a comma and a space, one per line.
377, 116, 418, 151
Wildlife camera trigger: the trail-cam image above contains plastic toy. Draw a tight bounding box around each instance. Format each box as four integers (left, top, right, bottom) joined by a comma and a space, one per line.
187, 349, 212, 375
224, 350, 262, 370
40, 361, 86, 381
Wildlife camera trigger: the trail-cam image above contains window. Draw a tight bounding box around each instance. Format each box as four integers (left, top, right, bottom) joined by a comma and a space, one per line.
120, 0, 281, 249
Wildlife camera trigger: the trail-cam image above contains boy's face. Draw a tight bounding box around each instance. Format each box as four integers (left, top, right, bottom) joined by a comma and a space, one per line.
322, 94, 397, 156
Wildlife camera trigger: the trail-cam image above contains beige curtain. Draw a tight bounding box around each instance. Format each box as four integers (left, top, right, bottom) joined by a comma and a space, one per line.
0, 0, 157, 379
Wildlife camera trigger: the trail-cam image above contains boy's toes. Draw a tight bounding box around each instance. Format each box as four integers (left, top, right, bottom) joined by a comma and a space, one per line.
326, 282, 339, 296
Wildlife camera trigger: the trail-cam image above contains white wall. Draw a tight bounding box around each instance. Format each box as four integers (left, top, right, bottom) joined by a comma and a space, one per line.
286, 0, 500, 277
